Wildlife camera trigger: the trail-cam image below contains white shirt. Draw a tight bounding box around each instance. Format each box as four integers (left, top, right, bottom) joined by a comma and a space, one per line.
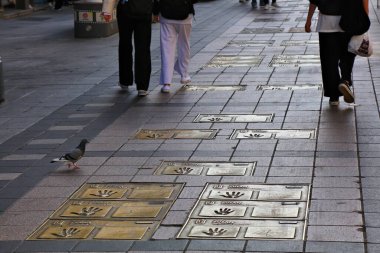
316, 13, 344, 33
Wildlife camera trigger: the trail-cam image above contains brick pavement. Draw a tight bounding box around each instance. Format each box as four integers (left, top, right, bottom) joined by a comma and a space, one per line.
0, 0, 380, 252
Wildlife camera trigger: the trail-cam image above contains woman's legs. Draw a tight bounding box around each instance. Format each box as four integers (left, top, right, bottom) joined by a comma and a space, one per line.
160, 22, 178, 85
318, 32, 342, 98
174, 23, 192, 83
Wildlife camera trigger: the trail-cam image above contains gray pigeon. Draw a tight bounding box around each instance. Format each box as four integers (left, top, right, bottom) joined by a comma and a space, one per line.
51, 139, 89, 169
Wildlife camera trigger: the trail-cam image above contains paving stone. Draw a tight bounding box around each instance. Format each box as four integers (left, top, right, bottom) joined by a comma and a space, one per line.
0, 173, 22, 180
305, 241, 364, 253
15, 241, 78, 252
312, 188, 361, 200
363, 188, 380, 200
130, 240, 188, 251
307, 226, 363, 242
28, 139, 67, 145
314, 167, 359, 177
309, 212, 362, 226
0, 241, 22, 253
246, 240, 303, 252
2, 154, 46, 161
72, 241, 133, 252
152, 226, 181, 240
268, 167, 312, 177
368, 243, 380, 253
187, 240, 245, 251
0, 211, 51, 226
312, 177, 360, 188
162, 210, 189, 225
310, 200, 362, 212
367, 228, 380, 243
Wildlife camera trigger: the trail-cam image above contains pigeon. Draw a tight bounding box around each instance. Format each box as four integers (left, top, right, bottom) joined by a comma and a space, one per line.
51, 139, 89, 169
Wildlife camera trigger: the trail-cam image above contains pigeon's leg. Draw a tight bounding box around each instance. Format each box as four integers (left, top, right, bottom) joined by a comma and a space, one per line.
67, 162, 72, 169
72, 163, 80, 170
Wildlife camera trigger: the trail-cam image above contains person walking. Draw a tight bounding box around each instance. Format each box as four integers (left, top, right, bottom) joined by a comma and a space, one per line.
102, 0, 159, 97
155, 0, 198, 93
305, 0, 369, 105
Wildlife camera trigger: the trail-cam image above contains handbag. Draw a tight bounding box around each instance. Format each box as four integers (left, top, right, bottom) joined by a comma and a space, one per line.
348, 33, 373, 57
339, 0, 370, 35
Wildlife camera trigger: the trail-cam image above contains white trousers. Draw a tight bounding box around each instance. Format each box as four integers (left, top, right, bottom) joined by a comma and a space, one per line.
160, 22, 192, 85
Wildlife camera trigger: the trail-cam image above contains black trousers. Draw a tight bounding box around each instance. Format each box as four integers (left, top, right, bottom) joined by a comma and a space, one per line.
318, 32, 356, 98
117, 3, 152, 91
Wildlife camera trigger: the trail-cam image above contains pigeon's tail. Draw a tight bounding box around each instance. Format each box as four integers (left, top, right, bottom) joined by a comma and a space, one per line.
50, 156, 68, 163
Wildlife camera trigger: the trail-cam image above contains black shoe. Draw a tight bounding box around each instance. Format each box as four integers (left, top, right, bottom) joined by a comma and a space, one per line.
329, 97, 339, 106
338, 81, 354, 103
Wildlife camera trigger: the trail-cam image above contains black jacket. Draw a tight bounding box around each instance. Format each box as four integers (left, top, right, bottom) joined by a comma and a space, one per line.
153, 0, 198, 18
309, 0, 343, 15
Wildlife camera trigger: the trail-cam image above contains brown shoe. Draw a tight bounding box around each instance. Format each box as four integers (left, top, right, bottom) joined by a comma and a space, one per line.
338, 81, 355, 103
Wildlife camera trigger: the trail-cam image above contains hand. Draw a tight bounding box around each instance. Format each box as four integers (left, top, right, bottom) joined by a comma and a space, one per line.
305, 20, 311, 33
152, 15, 159, 23
102, 12, 112, 22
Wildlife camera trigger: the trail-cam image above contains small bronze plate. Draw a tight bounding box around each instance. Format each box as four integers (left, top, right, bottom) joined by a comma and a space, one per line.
256, 84, 322, 91
193, 114, 274, 123
201, 184, 310, 202
50, 200, 171, 221
287, 27, 306, 33
180, 85, 246, 92
280, 40, 319, 46
71, 183, 184, 201
155, 161, 256, 176
254, 18, 290, 22
177, 219, 305, 240
269, 55, 320, 67
192, 201, 306, 220
28, 220, 160, 240
240, 28, 284, 34
135, 129, 218, 140
228, 40, 275, 47
206, 55, 263, 68
230, 129, 316, 140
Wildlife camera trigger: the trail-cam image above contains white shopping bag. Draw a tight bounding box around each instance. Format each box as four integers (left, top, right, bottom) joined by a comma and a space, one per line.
348, 33, 373, 57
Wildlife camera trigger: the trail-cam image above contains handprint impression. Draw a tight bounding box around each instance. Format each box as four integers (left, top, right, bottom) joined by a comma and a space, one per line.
89, 189, 117, 198
220, 191, 244, 199
214, 208, 235, 215
71, 206, 103, 216
202, 228, 227, 236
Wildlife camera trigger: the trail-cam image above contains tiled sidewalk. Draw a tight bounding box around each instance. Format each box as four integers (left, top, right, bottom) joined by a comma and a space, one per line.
1, 0, 380, 252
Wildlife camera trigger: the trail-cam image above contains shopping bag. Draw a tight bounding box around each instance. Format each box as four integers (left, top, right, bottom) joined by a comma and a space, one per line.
348, 33, 373, 57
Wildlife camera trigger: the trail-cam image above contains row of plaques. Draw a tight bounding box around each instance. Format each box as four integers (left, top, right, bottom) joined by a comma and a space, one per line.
135, 129, 317, 140
178, 84, 321, 92
205, 54, 320, 68
28, 183, 184, 240
177, 183, 310, 240
154, 161, 256, 176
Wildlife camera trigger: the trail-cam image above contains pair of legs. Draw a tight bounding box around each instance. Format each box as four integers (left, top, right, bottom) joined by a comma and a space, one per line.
117, 3, 152, 92
318, 32, 356, 101
160, 21, 192, 86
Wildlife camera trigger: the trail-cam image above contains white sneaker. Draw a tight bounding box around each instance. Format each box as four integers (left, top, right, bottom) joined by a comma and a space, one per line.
161, 84, 171, 93
48, 2, 54, 8
271, 2, 279, 7
118, 83, 129, 91
264, 4, 270, 9
180, 77, 191, 84
138, 90, 148, 97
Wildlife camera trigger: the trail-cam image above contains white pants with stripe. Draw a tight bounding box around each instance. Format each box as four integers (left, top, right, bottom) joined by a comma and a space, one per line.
160, 21, 192, 85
